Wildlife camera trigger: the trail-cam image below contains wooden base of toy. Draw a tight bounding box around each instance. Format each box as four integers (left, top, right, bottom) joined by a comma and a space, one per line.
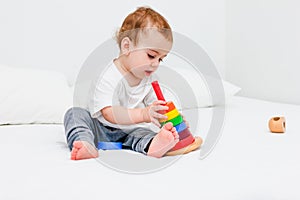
165, 136, 203, 156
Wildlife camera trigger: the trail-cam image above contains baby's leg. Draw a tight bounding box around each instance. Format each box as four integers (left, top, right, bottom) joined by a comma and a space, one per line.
147, 122, 179, 158
64, 107, 99, 160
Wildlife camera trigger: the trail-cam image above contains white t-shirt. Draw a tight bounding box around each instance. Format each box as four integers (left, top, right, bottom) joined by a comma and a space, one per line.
89, 61, 158, 130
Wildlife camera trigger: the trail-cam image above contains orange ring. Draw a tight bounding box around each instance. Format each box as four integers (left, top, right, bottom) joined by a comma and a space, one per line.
165, 101, 175, 113
158, 101, 176, 115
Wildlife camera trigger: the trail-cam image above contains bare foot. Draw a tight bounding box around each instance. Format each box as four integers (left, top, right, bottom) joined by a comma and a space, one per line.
71, 141, 99, 160
147, 122, 179, 158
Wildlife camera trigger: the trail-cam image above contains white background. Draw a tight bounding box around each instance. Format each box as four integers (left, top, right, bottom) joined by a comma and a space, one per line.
226, 0, 300, 105
0, 0, 299, 104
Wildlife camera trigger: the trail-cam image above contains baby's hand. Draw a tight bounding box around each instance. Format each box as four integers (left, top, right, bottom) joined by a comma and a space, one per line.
144, 100, 168, 127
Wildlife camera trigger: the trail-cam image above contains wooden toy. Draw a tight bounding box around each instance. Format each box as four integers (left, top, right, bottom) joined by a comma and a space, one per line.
269, 116, 286, 133
151, 81, 202, 156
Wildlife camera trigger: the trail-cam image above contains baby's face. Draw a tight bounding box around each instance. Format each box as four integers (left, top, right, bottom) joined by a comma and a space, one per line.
126, 29, 173, 80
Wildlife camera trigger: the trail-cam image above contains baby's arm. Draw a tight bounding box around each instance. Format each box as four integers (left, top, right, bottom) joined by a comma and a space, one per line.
101, 100, 168, 126
101, 106, 147, 125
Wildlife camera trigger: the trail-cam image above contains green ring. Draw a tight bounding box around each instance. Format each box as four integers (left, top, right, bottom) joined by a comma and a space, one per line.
161, 114, 183, 127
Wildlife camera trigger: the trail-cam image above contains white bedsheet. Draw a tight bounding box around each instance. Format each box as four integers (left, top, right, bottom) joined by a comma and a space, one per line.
0, 96, 299, 200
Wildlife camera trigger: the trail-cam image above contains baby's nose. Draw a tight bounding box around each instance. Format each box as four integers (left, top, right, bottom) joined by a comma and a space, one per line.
151, 61, 159, 67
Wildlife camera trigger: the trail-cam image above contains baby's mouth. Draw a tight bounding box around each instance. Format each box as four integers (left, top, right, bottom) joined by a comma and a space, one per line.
145, 70, 153, 75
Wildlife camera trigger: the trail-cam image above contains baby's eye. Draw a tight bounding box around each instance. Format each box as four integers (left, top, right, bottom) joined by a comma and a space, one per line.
147, 54, 155, 59
159, 58, 164, 62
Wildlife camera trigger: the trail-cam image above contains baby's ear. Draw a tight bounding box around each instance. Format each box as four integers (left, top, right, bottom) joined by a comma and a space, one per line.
120, 37, 132, 56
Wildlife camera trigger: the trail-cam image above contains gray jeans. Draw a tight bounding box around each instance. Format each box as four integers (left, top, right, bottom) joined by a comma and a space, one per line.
63, 107, 156, 155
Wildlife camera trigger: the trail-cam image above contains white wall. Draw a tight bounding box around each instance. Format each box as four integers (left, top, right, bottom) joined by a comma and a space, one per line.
226, 0, 300, 105
0, 0, 226, 85
2, 0, 299, 105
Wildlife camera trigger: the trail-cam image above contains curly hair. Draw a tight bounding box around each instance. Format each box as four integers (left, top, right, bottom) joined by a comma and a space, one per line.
115, 6, 173, 49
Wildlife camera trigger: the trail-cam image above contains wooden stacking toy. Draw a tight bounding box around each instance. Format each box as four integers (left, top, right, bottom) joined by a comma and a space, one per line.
151, 81, 202, 156
268, 116, 286, 133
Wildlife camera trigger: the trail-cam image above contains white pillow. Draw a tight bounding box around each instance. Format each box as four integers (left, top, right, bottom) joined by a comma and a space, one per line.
155, 66, 241, 109
0, 65, 73, 125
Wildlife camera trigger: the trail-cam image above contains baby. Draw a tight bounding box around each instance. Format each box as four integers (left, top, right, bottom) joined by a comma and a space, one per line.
64, 6, 187, 160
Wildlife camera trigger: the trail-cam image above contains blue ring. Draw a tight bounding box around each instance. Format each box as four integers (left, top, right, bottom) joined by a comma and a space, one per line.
174, 122, 187, 133
98, 142, 122, 150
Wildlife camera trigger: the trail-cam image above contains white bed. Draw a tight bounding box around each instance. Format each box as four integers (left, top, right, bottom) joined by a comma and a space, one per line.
1, 95, 299, 200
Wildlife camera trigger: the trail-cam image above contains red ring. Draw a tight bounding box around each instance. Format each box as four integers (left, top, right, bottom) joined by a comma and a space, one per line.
178, 128, 191, 140
171, 134, 194, 151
